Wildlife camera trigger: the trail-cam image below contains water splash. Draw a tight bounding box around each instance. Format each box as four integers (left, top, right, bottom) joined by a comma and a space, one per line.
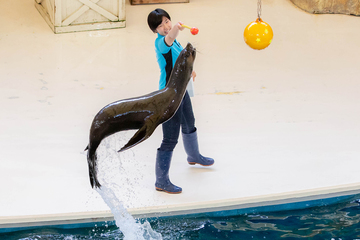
96, 186, 161, 240
95, 132, 162, 240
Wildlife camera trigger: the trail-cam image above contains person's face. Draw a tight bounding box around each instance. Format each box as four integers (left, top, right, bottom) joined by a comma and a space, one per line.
155, 16, 172, 36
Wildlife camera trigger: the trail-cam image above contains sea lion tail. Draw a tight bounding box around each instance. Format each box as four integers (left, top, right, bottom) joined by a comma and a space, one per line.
87, 146, 101, 189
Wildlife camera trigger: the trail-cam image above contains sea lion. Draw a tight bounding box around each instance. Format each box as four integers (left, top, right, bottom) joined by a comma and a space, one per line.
85, 43, 196, 188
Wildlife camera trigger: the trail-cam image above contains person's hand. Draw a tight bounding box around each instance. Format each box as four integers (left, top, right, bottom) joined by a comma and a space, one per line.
177, 21, 185, 31
191, 71, 196, 81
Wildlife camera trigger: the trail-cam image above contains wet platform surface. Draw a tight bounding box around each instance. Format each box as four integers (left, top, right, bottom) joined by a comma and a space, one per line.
1, 0, 360, 230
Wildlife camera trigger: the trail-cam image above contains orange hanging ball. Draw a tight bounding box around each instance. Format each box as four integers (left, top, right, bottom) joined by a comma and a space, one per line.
244, 18, 273, 50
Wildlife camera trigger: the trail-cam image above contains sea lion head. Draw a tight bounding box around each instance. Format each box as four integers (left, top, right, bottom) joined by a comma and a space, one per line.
182, 42, 196, 67
175, 43, 196, 76
183, 42, 196, 60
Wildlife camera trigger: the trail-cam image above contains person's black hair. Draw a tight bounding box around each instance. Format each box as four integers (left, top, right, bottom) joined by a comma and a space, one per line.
147, 9, 171, 33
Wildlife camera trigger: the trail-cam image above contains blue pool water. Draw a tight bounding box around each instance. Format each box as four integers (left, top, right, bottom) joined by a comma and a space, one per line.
3, 199, 360, 240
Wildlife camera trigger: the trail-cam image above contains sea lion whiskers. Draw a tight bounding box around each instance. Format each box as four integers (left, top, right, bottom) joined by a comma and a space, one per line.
185, 42, 201, 53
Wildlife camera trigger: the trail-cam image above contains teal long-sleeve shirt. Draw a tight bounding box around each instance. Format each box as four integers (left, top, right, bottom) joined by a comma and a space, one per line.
155, 33, 183, 90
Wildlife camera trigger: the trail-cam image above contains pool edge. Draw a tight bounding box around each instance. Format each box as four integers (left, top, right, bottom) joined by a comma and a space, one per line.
1, 182, 360, 233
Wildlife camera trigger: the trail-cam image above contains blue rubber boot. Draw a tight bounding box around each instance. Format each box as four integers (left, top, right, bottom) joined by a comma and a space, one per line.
182, 128, 215, 166
155, 149, 182, 194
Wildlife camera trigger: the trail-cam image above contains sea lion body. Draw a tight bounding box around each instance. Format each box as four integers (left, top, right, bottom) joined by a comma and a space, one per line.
86, 43, 196, 188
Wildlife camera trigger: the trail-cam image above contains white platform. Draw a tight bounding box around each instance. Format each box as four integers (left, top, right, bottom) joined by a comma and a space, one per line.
1, 0, 360, 231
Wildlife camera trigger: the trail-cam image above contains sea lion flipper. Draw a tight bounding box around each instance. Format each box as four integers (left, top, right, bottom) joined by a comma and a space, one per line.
118, 121, 154, 152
